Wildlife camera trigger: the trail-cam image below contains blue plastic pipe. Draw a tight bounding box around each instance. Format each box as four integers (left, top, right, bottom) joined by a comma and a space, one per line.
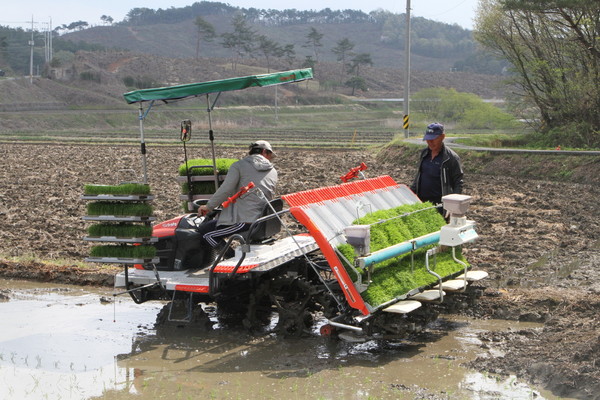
357, 231, 440, 268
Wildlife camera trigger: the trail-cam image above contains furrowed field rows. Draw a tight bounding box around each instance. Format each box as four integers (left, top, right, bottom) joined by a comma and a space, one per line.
3, 130, 398, 147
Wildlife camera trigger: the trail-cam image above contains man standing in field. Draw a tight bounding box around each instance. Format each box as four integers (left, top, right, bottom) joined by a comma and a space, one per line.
410, 123, 463, 214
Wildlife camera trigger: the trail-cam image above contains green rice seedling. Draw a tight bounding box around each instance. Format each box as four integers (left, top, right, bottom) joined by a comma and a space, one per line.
89, 245, 156, 258
343, 202, 444, 264
336, 202, 467, 306
361, 250, 468, 306
86, 202, 153, 216
87, 223, 153, 238
178, 158, 237, 176
84, 183, 151, 195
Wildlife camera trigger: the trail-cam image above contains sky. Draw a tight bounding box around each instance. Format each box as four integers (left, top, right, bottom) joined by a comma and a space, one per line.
1, 0, 479, 31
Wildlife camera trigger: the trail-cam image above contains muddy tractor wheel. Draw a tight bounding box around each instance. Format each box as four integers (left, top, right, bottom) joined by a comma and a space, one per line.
155, 299, 213, 331
269, 275, 316, 337
243, 274, 317, 337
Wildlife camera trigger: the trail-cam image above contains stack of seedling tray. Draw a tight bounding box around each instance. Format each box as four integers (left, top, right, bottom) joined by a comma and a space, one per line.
82, 183, 158, 265
178, 158, 237, 211
337, 202, 470, 307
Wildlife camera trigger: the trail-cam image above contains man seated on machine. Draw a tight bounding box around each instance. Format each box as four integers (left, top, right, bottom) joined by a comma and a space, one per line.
196, 140, 278, 255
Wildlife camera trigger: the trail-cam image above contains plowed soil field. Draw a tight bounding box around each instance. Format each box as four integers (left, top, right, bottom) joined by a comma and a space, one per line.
1, 142, 599, 399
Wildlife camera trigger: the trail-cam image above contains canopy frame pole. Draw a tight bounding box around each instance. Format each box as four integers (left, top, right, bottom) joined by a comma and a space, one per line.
138, 100, 154, 184
206, 93, 220, 192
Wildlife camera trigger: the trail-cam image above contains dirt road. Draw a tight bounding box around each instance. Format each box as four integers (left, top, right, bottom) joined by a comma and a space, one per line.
0, 142, 599, 399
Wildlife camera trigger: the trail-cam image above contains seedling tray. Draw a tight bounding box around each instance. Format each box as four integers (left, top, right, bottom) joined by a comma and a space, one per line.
83, 236, 158, 244
179, 194, 213, 201
81, 194, 155, 201
176, 175, 225, 183
85, 257, 159, 264
82, 216, 156, 222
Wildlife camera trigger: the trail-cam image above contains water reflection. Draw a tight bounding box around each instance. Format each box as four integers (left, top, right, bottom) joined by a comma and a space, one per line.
0, 280, 556, 400
0, 282, 162, 399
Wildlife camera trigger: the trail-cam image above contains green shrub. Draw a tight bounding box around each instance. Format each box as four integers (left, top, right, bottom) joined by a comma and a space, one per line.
87, 223, 153, 238
86, 202, 153, 216
80, 71, 101, 83
89, 245, 156, 258
411, 87, 517, 130
530, 122, 600, 149
122, 75, 159, 89
84, 183, 151, 195
179, 158, 237, 176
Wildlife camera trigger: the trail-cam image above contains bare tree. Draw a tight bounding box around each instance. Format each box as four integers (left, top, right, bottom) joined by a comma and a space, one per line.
280, 44, 296, 67
100, 15, 114, 25
332, 38, 355, 82
221, 14, 256, 70
475, 0, 600, 147
194, 16, 215, 60
303, 27, 324, 63
257, 35, 281, 72
346, 53, 372, 96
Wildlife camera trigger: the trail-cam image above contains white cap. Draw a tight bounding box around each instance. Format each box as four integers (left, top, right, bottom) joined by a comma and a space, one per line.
250, 140, 275, 154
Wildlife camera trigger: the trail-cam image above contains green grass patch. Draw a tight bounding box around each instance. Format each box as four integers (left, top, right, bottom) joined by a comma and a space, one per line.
87, 223, 153, 238
453, 133, 529, 149
179, 158, 237, 176
89, 245, 156, 259
84, 183, 151, 195
86, 202, 153, 216
336, 202, 469, 307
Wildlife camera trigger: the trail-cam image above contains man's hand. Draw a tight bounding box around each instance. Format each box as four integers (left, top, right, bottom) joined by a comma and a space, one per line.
198, 205, 209, 216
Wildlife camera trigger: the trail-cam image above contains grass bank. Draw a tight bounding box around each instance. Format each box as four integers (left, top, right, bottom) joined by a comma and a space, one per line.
378, 140, 600, 185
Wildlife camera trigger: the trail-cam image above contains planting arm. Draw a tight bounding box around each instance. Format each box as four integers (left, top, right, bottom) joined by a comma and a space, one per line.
340, 162, 367, 182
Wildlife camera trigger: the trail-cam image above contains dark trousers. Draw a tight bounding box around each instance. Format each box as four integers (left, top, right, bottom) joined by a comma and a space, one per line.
196, 219, 249, 247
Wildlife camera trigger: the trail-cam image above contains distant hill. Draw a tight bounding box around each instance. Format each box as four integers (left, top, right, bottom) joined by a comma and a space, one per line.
60, 2, 502, 74
0, 3, 509, 113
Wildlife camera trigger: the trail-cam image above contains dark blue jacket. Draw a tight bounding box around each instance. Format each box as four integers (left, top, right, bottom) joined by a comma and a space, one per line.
410, 144, 463, 198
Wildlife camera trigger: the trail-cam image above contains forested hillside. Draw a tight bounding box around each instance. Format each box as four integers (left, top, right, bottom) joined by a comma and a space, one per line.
0, 2, 506, 77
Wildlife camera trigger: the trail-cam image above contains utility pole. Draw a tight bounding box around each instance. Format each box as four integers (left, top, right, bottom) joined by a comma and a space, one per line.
49, 19, 52, 62
29, 16, 34, 84
403, 0, 412, 138
44, 19, 53, 63
44, 23, 49, 63
274, 86, 278, 120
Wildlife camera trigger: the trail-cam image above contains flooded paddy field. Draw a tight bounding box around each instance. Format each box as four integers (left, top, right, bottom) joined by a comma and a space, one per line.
1, 143, 599, 399
0, 279, 561, 400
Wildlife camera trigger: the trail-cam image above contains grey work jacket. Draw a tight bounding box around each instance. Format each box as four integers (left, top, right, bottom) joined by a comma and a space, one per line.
206, 154, 278, 225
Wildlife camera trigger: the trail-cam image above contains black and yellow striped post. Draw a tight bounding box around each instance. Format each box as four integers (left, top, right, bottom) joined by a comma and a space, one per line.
403, 114, 410, 137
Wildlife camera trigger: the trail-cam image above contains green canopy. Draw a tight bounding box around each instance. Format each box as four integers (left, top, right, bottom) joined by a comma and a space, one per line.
123, 68, 313, 104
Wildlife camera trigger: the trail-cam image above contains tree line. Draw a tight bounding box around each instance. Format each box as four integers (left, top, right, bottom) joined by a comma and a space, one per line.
122, 3, 477, 63
1, 2, 498, 76
195, 15, 373, 95
123, 2, 374, 27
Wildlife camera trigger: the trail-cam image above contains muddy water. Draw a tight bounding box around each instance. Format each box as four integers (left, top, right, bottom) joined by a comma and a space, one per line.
0, 279, 563, 400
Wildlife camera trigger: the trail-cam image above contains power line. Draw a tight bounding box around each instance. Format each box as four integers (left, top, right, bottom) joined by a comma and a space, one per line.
426, 0, 471, 19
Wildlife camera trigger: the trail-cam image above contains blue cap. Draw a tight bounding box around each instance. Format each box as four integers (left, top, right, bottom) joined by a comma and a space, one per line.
423, 123, 444, 140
